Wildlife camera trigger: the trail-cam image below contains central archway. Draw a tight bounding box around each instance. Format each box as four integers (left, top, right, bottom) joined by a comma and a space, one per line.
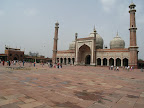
78, 44, 91, 65
85, 55, 91, 65
13, 54, 19, 61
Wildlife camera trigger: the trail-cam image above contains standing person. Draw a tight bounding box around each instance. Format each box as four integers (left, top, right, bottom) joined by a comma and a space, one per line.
57, 63, 59, 69
60, 63, 62, 68
34, 62, 35, 67
117, 67, 119, 71
3, 60, 5, 66
131, 66, 133, 71
114, 66, 116, 71
23, 61, 25, 66
8, 60, 11, 66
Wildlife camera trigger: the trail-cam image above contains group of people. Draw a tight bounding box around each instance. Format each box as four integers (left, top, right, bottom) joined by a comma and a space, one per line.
109, 65, 119, 71
124, 66, 134, 71
109, 65, 134, 71
1, 60, 25, 67
48, 62, 62, 69
1, 60, 11, 66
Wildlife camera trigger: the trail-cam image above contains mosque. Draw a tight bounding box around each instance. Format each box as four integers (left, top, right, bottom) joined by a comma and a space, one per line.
52, 2, 138, 68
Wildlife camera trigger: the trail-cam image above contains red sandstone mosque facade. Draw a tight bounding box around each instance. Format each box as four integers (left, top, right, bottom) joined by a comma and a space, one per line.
52, 2, 138, 68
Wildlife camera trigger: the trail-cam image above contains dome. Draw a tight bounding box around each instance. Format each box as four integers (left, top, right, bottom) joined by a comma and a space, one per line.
89, 32, 104, 49
69, 41, 75, 50
110, 33, 125, 49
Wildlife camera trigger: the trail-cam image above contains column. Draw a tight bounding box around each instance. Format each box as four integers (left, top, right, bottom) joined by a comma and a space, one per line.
70, 58, 72, 65
62, 58, 64, 64
66, 58, 68, 65
107, 59, 109, 66
96, 58, 97, 65
59, 58, 61, 63
121, 59, 123, 67
101, 59, 103, 66
114, 59, 116, 66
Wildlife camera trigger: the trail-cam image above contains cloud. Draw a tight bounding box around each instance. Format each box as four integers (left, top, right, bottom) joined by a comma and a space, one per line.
24, 8, 37, 16
0, 10, 4, 16
100, 0, 116, 12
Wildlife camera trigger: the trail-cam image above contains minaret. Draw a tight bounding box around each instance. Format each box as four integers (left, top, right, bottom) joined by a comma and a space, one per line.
93, 26, 97, 66
129, 2, 138, 68
52, 22, 59, 64
74, 33, 78, 65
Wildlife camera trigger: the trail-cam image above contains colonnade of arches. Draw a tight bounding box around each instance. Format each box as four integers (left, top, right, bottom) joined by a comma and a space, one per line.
57, 58, 75, 65
97, 58, 129, 67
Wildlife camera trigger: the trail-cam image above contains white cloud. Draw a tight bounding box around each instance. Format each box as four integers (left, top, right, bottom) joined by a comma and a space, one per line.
0, 10, 4, 16
24, 8, 37, 16
100, 0, 116, 12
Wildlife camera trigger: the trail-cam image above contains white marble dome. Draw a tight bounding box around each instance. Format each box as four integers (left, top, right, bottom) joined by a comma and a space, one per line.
69, 41, 75, 50
110, 33, 125, 49
89, 32, 104, 49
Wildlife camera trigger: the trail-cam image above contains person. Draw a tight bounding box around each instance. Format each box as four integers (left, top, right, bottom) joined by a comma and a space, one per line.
8, 60, 11, 66
57, 63, 59, 69
7, 61, 8, 65
114, 66, 116, 71
141, 68, 143, 72
23, 61, 25, 66
3, 60, 5, 66
60, 63, 62, 68
34, 62, 35, 67
14, 60, 16, 65
111, 65, 113, 70
117, 67, 119, 71
127, 66, 130, 71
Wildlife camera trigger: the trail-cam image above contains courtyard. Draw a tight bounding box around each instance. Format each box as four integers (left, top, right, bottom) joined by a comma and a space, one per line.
0, 64, 144, 108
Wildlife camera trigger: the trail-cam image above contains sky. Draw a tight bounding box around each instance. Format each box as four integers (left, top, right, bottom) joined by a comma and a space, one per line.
0, 0, 144, 59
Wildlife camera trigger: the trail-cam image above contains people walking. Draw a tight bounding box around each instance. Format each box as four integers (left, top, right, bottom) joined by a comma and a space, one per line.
117, 67, 119, 71
3, 60, 5, 66
34, 62, 35, 67
23, 61, 25, 66
8, 60, 11, 66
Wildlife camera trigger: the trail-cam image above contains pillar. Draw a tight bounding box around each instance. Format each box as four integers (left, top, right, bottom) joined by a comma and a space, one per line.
101, 59, 103, 66
114, 59, 116, 66
107, 59, 109, 66
66, 58, 68, 65
121, 59, 123, 67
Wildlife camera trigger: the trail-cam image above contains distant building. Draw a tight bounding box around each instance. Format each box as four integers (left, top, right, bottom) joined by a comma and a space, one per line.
0, 46, 24, 61
0, 47, 52, 63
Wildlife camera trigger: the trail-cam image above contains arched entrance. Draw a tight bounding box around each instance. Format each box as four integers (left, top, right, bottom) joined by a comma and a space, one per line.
60, 58, 63, 64
72, 58, 75, 65
123, 58, 128, 66
103, 58, 107, 66
85, 55, 91, 65
97, 58, 101, 65
68, 58, 71, 64
116, 58, 121, 66
109, 58, 114, 66
64, 58, 66, 65
13, 54, 19, 61
78, 44, 91, 65
14, 57, 18, 60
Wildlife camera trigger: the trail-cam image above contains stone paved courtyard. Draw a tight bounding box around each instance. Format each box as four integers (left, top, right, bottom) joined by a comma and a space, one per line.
0, 63, 144, 108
